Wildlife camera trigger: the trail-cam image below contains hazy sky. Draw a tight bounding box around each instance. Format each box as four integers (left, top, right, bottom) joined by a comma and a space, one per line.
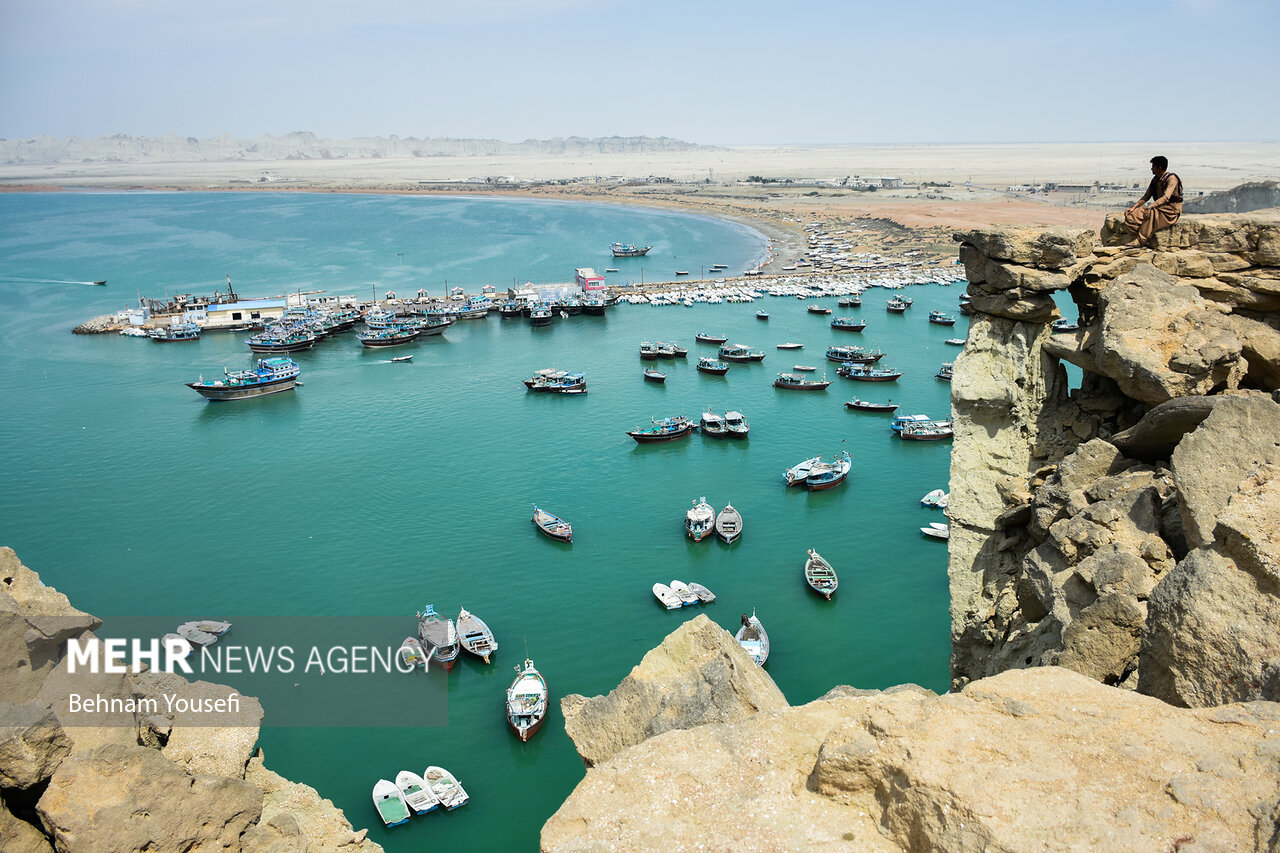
2, 0, 1277, 145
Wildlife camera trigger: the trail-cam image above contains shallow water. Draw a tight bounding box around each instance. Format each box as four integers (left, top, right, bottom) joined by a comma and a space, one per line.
0, 192, 961, 850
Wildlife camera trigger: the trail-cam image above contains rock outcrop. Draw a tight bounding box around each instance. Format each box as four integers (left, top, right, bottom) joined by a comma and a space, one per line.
560, 614, 787, 767
948, 212, 1280, 703
0, 547, 382, 853
545, 634, 1280, 852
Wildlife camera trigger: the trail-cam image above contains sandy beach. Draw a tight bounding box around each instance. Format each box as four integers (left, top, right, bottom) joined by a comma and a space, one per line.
3, 141, 1276, 270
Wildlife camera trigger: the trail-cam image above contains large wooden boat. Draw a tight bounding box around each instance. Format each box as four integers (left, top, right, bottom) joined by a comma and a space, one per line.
685, 497, 714, 542
735, 610, 769, 666
929, 310, 957, 326
838, 364, 902, 382
532, 504, 573, 542
718, 343, 765, 363
826, 345, 884, 364
186, 357, 300, 401
806, 304, 831, 315
357, 326, 421, 348
627, 415, 694, 443
723, 410, 749, 437
844, 397, 898, 413
611, 242, 652, 257
247, 326, 317, 352
696, 357, 729, 375
524, 368, 587, 393
805, 450, 851, 490
416, 605, 459, 670
804, 549, 839, 599
695, 331, 728, 344
506, 659, 548, 742
148, 321, 200, 342
830, 317, 867, 332
774, 372, 831, 390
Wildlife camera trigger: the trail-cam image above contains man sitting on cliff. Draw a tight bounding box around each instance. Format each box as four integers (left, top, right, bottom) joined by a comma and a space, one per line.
1124, 156, 1183, 248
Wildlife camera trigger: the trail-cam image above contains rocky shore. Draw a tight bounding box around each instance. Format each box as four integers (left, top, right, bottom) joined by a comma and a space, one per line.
541, 211, 1280, 851
0, 547, 381, 853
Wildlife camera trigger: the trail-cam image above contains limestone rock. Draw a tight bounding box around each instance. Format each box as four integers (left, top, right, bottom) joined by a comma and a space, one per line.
129, 670, 265, 779
561, 614, 787, 767
37, 743, 263, 853
245, 750, 383, 852
1140, 546, 1280, 706
1109, 394, 1217, 461
545, 667, 1280, 853
954, 227, 1096, 269
1224, 312, 1280, 390
1214, 463, 1280, 584
0, 701, 72, 789
0, 548, 100, 702
0, 801, 53, 853
1095, 265, 1243, 404
966, 282, 1059, 322
1171, 394, 1280, 549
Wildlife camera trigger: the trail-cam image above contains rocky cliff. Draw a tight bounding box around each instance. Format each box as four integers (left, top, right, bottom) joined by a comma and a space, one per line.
0, 548, 381, 853
0, 133, 705, 165
948, 212, 1280, 705
543, 617, 1280, 851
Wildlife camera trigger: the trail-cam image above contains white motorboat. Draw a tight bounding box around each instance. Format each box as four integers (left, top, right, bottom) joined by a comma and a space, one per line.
784, 455, 822, 487
735, 610, 770, 666
921, 522, 950, 540
506, 658, 548, 742
398, 637, 429, 670
372, 778, 411, 827
920, 489, 947, 507
456, 607, 498, 663
669, 580, 700, 606
424, 766, 469, 810
688, 582, 716, 603
715, 503, 743, 543
653, 583, 682, 609
175, 622, 219, 646
395, 770, 440, 815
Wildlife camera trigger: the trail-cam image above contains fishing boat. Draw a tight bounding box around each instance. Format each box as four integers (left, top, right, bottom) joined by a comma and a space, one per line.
1052, 317, 1080, 332
685, 497, 714, 542
891, 413, 935, 432
627, 415, 694, 443
900, 421, 955, 441
506, 659, 548, 742
532, 505, 573, 542
825, 345, 885, 364
929, 310, 957, 326
845, 397, 898, 413
774, 372, 831, 390
357, 326, 420, 348
456, 608, 498, 663
530, 304, 553, 326
372, 779, 411, 827
806, 304, 832, 315
424, 766, 469, 810
776, 342, 803, 350
886, 296, 908, 313
715, 504, 742, 543
654, 342, 677, 359
639, 341, 658, 360
90, 280, 107, 286
921, 489, 949, 508
784, 455, 822, 487
718, 343, 766, 362
735, 610, 769, 666
582, 294, 609, 315
921, 522, 950, 540
524, 368, 587, 393
398, 637, 429, 670
148, 321, 200, 342
936, 363, 954, 381
688, 582, 716, 603
611, 242, 652, 257
945, 338, 966, 346
695, 332, 728, 344
804, 549, 839, 599
699, 410, 727, 437
805, 450, 852, 490
416, 605, 460, 670
696, 356, 729, 375
838, 364, 902, 382
756, 310, 769, 320
653, 582, 682, 609
390, 355, 413, 363
410, 317, 453, 337
723, 410, 749, 437
186, 357, 300, 401
174, 622, 220, 646
830, 317, 867, 332
669, 580, 700, 606
643, 368, 666, 383
395, 770, 441, 815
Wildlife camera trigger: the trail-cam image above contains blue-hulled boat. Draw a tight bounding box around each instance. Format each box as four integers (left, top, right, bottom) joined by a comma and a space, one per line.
830, 317, 867, 332
627, 415, 695, 443
186, 357, 300, 401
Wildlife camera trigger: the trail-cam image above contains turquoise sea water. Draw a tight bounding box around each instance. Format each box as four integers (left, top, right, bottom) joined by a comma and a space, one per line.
0, 192, 958, 851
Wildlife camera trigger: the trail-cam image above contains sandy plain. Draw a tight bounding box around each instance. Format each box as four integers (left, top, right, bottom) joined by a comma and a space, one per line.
3, 141, 1276, 269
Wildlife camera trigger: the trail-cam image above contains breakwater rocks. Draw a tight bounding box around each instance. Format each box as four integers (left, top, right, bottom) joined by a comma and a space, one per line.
542, 617, 1280, 851
0, 547, 382, 853
949, 212, 1280, 704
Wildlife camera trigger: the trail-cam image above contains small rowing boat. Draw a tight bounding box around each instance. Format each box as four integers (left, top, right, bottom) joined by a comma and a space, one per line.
715, 503, 742, 543
532, 504, 573, 542
804, 549, 839, 599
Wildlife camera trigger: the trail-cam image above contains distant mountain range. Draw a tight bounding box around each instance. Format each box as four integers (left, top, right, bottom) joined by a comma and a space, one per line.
0, 132, 707, 164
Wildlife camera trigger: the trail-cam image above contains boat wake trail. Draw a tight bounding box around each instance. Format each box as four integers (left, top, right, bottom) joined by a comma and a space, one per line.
0, 275, 106, 286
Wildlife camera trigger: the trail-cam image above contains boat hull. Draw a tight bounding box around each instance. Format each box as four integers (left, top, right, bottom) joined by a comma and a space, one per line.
186, 377, 296, 400
696, 365, 728, 375
248, 339, 315, 353
628, 425, 693, 443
